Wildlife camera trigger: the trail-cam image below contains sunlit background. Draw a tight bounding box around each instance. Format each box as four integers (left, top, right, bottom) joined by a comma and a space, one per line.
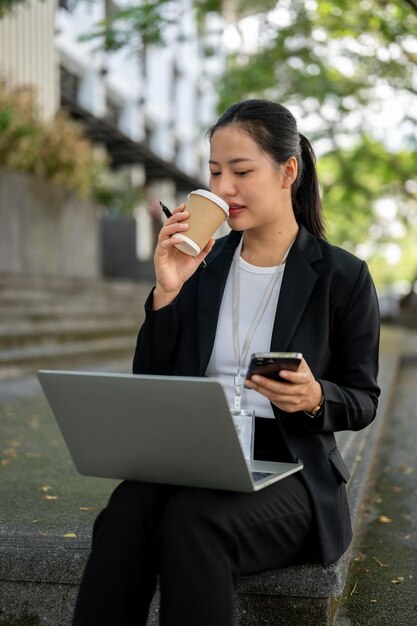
0, 0, 416, 324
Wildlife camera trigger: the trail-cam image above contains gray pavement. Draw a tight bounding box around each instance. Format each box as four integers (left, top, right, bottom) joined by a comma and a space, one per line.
1, 333, 416, 625
0, 360, 131, 546
335, 351, 417, 625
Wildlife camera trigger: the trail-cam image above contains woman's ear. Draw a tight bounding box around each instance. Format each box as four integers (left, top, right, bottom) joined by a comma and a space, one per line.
282, 156, 298, 188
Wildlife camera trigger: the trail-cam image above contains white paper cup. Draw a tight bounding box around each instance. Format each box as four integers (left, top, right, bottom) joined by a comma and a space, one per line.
173, 189, 229, 256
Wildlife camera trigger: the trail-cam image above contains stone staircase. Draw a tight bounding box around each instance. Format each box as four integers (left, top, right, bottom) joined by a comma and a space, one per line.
0, 272, 152, 380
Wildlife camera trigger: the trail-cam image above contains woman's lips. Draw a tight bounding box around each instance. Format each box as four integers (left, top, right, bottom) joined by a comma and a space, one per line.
228, 205, 246, 217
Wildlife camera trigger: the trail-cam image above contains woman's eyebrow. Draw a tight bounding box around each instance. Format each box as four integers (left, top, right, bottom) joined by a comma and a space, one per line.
209, 158, 255, 165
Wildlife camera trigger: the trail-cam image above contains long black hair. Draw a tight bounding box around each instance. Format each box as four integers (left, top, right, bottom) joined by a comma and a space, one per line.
208, 99, 325, 238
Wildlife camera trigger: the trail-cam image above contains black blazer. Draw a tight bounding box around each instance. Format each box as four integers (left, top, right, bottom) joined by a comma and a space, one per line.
133, 225, 380, 566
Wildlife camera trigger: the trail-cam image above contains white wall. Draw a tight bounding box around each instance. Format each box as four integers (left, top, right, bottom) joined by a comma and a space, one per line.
55, 0, 225, 185
0, 0, 57, 119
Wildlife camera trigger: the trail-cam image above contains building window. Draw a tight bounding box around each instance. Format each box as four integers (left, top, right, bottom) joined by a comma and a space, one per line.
60, 66, 80, 103
59, 0, 78, 12
144, 124, 154, 149
105, 94, 122, 127
173, 137, 180, 164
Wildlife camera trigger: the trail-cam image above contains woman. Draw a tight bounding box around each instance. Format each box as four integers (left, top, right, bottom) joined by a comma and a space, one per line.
72, 99, 380, 626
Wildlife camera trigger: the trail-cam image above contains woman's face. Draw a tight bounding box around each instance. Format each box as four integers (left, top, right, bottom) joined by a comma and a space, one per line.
209, 124, 297, 233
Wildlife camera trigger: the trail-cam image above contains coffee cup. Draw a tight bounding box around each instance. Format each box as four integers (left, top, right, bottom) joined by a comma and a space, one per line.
173, 189, 229, 256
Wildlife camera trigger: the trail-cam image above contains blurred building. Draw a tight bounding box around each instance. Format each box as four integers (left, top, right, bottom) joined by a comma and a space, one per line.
0, 0, 225, 278
0, 0, 57, 118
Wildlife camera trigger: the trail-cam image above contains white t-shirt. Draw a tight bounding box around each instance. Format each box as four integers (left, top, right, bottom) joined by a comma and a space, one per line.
205, 250, 285, 419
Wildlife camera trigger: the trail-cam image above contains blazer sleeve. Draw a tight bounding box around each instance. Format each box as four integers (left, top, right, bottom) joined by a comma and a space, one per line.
304, 261, 380, 433
132, 288, 181, 375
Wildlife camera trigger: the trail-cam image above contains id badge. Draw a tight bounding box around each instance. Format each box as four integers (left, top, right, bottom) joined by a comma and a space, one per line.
230, 409, 255, 461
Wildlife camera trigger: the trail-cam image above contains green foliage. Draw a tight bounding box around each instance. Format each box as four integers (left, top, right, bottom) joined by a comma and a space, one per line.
0, 82, 108, 197
64, 1, 417, 284
319, 136, 417, 244
318, 136, 417, 289
210, 0, 417, 288
79, 0, 279, 49
79, 0, 179, 51
93, 170, 144, 215
217, 0, 417, 118
0, 0, 30, 18
0, 82, 143, 212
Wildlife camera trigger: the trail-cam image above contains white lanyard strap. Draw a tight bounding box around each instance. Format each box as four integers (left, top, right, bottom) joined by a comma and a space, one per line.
232, 239, 293, 411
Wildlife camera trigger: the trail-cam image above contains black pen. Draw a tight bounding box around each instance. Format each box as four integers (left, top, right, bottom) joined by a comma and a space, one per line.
159, 201, 172, 218
159, 200, 207, 270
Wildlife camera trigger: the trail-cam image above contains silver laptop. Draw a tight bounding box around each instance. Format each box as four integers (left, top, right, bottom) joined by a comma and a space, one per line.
37, 370, 303, 492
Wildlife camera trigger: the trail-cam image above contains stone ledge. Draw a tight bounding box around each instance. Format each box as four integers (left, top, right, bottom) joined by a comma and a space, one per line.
234, 341, 400, 606
0, 329, 406, 626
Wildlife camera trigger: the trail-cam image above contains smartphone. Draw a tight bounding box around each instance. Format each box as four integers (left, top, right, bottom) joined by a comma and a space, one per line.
246, 352, 303, 382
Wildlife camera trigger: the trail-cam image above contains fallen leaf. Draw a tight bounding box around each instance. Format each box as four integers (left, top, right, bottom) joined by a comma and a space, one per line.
398, 463, 414, 474
64, 533, 76, 538
350, 582, 358, 596
79, 507, 95, 512
370, 599, 377, 603
379, 515, 392, 523
40, 485, 53, 492
354, 552, 366, 562
392, 486, 403, 493
404, 534, 412, 540
372, 556, 388, 568
3, 448, 17, 457
42, 495, 58, 501
391, 577, 405, 584
1, 459, 10, 466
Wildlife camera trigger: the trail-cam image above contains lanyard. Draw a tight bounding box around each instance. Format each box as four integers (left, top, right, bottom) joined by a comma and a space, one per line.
232, 239, 293, 412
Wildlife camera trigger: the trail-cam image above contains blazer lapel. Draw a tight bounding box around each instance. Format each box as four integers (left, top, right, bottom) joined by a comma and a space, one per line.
270, 226, 322, 351
197, 231, 241, 375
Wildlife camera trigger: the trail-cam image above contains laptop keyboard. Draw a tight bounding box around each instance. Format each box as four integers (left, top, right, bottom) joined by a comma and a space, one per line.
251, 471, 275, 482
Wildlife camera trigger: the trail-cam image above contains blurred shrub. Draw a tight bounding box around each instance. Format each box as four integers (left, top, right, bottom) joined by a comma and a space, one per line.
0, 81, 110, 198
0, 0, 30, 18
0, 82, 144, 212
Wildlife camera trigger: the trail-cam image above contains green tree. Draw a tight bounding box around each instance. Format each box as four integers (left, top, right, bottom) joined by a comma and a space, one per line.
76, 0, 417, 288
0, 0, 30, 18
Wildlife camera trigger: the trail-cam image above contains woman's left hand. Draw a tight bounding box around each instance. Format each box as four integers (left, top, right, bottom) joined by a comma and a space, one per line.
245, 358, 323, 414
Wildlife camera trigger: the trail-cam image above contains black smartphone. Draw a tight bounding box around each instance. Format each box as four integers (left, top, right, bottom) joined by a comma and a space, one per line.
246, 352, 303, 382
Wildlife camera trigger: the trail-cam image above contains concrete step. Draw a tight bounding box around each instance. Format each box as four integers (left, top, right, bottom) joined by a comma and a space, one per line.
0, 328, 409, 626
0, 272, 150, 299
0, 291, 145, 310
0, 308, 143, 328
0, 274, 151, 312
0, 320, 139, 349
0, 337, 137, 381
0, 273, 151, 380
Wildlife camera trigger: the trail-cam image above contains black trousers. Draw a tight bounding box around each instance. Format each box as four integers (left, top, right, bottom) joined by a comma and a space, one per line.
72, 419, 316, 626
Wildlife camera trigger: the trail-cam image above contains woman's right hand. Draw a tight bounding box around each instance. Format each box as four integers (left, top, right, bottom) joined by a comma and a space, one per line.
153, 204, 215, 310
